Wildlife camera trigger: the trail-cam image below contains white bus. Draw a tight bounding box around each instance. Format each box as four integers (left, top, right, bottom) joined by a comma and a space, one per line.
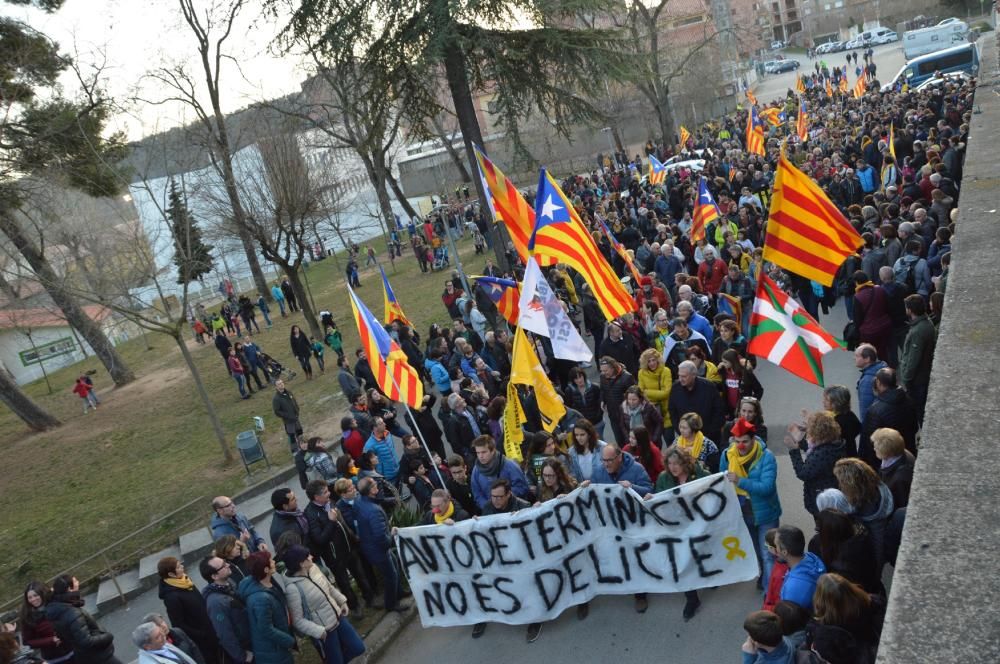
903, 22, 968, 59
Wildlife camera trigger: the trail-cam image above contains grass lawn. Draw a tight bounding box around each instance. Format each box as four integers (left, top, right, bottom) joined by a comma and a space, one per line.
0, 234, 487, 603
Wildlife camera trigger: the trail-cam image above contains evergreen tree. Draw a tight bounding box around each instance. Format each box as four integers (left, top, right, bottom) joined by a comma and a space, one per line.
167, 179, 214, 285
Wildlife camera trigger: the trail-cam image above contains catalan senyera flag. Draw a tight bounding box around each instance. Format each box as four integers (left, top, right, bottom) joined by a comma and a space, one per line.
505, 327, 566, 461
597, 218, 642, 286
748, 273, 840, 386
648, 154, 667, 185
679, 125, 691, 147
796, 100, 809, 143
745, 106, 766, 156
759, 107, 783, 127
691, 177, 720, 243
379, 266, 412, 328
795, 75, 806, 94
717, 292, 743, 333
825, 78, 834, 98
728, 167, 737, 183
746, 89, 758, 106
472, 275, 520, 326
531, 169, 636, 320
889, 122, 897, 161
853, 75, 867, 99
762, 151, 864, 286
347, 286, 423, 408
474, 145, 555, 267
839, 76, 848, 93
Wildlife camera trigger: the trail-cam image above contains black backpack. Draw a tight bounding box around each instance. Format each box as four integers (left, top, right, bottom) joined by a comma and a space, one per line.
901, 260, 918, 296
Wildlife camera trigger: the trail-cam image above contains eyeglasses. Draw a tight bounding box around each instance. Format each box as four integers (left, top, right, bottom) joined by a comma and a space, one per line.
541, 472, 557, 479
601, 454, 621, 464
217, 502, 234, 509
490, 493, 508, 500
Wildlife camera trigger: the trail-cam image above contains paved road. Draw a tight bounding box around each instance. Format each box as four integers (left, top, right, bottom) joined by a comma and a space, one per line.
382, 306, 859, 663
753, 42, 909, 104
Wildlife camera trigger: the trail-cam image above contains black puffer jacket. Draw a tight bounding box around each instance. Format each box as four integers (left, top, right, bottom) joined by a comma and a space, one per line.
45, 596, 117, 664
564, 381, 603, 424
788, 440, 847, 515
599, 370, 635, 416
158, 581, 219, 664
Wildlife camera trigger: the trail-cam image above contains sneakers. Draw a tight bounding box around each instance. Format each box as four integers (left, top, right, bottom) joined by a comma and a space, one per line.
471, 623, 487, 639
682, 596, 701, 622
390, 601, 411, 613
576, 603, 589, 620
634, 594, 648, 613
526, 623, 542, 643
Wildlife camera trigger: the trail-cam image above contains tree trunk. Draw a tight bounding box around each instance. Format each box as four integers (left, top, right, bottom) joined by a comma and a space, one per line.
283, 266, 322, 339
441, 37, 509, 271
173, 333, 232, 463
656, 91, 676, 146
384, 171, 421, 221
429, 113, 472, 183
362, 153, 397, 251
0, 362, 60, 431
0, 212, 136, 387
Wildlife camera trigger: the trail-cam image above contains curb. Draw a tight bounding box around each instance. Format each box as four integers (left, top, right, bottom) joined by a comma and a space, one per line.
364, 606, 419, 663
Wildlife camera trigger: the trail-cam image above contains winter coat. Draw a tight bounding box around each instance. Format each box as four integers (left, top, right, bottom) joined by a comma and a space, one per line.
779, 552, 826, 611
720, 439, 782, 526
589, 450, 653, 495
788, 440, 846, 514
363, 433, 400, 482
879, 451, 915, 510
899, 315, 935, 390
619, 400, 664, 445
598, 336, 639, 376
741, 638, 796, 664
668, 377, 725, 441
237, 578, 294, 664
599, 369, 636, 416
892, 254, 931, 298
139, 644, 196, 664
835, 410, 862, 459
860, 388, 918, 463
855, 483, 895, 571
337, 369, 361, 401
289, 333, 311, 360
202, 582, 251, 664
424, 358, 451, 393
856, 361, 886, 425
268, 512, 306, 552
158, 580, 218, 660
210, 513, 265, 552
283, 566, 349, 639
637, 364, 673, 425
304, 501, 357, 563
471, 457, 531, 509
853, 285, 892, 339
564, 380, 604, 425
568, 440, 607, 482
272, 390, 300, 430
352, 495, 394, 563
45, 598, 116, 664
20, 610, 72, 662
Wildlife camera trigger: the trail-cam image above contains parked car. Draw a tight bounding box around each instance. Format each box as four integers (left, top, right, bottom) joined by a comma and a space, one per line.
938, 17, 961, 26
763, 60, 779, 73
770, 40, 785, 50
771, 59, 801, 73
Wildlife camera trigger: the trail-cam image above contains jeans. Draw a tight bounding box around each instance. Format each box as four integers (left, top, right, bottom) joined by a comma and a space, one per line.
277, 299, 287, 316
314, 618, 365, 664
593, 420, 606, 440
259, 308, 273, 326
745, 515, 779, 588
373, 555, 403, 610
233, 373, 247, 398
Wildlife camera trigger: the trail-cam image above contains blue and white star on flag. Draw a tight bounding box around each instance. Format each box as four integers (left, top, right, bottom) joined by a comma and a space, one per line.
540, 194, 562, 220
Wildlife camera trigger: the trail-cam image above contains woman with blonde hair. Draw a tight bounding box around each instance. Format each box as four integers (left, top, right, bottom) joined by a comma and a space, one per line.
833, 458, 894, 572
784, 411, 846, 515
673, 412, 719, 472
811, 573, 885, 662
872, 427, 914, 509
637, 348, 673, 441
212, 534, 250, 584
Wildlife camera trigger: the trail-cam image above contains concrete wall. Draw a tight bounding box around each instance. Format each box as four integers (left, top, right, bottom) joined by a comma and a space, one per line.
875, 33, 1000, 662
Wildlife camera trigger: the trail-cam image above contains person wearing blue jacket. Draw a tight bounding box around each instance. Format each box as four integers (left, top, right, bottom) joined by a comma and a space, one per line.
469, 435, 531, 509
237, 553, 294, 664
854, 344, 886, 425
362, 418, 400, 483
269, 284, 286, 317
352, 477, 410, 613
722, 418, 781, 588
209, 497, 266, 552
775, 526, 826, 611
855, 159, 879, 193
200, 557, 251, 664
424, 350, 452, 395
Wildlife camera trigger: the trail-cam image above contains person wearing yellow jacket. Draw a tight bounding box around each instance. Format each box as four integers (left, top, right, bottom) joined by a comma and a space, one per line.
637, 348, 674, 443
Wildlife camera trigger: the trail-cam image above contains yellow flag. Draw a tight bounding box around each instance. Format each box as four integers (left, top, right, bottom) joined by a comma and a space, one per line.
503, 380, 526, 461
507, 328, 566, 460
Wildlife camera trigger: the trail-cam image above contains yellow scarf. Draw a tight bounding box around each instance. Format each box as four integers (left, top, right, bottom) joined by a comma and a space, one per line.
433, 501, 455, 524
726, 440, 762, 497
164, 576, 195, 591
678, 431, 705, 462
855, 280, 874, 291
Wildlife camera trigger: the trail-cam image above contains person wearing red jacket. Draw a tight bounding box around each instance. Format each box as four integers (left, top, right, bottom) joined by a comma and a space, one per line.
697, 246, 727, 296
340, 416, 366, 460
635, 275, 671, 313
227, 349, 249, 399
72, 376, 99, 413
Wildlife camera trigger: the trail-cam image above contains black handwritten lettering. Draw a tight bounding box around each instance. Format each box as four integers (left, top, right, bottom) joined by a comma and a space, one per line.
535, 569, 564, 610
445, 581, 468, 614
689, 535, 723, 578
450, 535, 475, 568
612, 495, 644, 530
553, 501, 584, 545
493, 576, 522, 615
602, 493, 621, 530
424, 534, 455, 573
489, 525, 522, 566
398, 537, 431, 576
422, 583, 446, 617
633, 541, 662, 580
656, 536, 683, 583
691, 477, 728, 521
534, 511, 563, 555
618, 540, 633, 582
573, 490, 608, 529
647, 499, 682, 526
470, 574, 499, 614
469, 531, 497, 567
510, 519, 537, 560
676, 495, 696, 522
562, 548, 590, 594
586, 542, 623, 583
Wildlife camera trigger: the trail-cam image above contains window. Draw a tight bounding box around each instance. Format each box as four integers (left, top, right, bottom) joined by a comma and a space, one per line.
19, 337, 75, 366
674, 15, 703, 28
916, 49, 972, 76
834, 0, 843, 6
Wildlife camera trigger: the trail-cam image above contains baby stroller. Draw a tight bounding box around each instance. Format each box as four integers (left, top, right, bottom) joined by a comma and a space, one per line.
258, 351, 296, 382
431, 245, 450, 271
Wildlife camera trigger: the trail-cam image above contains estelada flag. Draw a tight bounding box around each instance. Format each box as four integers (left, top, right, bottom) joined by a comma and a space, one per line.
648, 154, 667, 185
717, 292, 743, 333
762, 151, 863, 286
472, 275, 520, 326
839, 77, 848, 93
745, 106, 766, 156
474, 145, 555, 267
347, 286, 423, 408
853, 75, 867, 99
746, 89, 758, 106
748, 274, 840, 386
691, 176, 720, 243
379, 266, 412, 328
530, 168, 636, 320
679, 125, 691, 147
795, 75, 806, 94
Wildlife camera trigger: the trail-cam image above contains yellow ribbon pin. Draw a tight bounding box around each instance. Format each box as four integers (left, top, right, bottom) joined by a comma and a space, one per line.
722, 536, 747, 561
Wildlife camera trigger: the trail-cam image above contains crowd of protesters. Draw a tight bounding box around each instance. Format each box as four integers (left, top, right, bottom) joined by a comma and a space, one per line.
4, 60, 972, 664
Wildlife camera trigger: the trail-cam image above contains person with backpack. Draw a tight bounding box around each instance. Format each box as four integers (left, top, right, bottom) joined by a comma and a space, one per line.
892, 239, 931, 300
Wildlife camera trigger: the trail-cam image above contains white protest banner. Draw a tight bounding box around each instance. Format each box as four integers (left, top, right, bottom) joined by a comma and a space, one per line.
518, 259, 593, 362
395, 474, 757, 627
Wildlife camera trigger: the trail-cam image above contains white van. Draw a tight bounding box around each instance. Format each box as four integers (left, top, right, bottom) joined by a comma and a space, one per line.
860, 27, 897, 45
903, 22, 968, 59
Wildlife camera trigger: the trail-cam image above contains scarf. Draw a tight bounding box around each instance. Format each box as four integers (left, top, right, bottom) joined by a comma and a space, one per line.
163, 575, 195, 591
625, 402, 644, 431
276, 509, 309, 534
433, 501, 455, 524
476, 451, 503, 479
855, 280, 874, 292
725, 440, 762, 497
678, 431, 705, 461
51, 592, 84, 608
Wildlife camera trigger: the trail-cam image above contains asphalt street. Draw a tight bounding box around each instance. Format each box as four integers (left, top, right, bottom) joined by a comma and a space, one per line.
382, 305, 860, 663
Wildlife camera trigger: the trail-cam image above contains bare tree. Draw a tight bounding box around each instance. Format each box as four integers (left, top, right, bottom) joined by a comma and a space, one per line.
140, 0, 271, 301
